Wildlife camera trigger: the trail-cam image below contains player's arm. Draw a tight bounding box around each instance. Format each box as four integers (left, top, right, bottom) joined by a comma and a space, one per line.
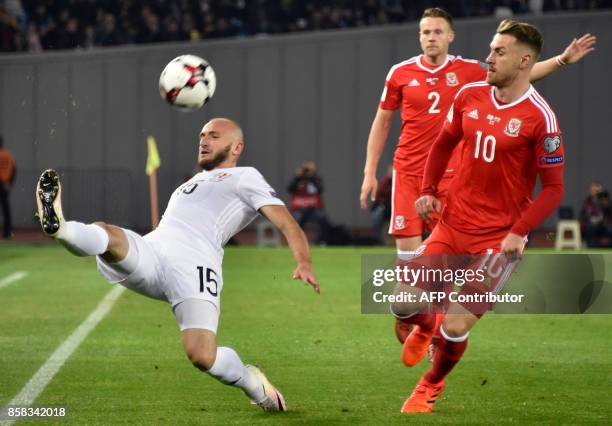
509, 167, 564, 236
503, 132, 566, 260
259, 204, 320, 294
360, 107, 394, 209
501, 167, 564, 260
530, 33, 596, 81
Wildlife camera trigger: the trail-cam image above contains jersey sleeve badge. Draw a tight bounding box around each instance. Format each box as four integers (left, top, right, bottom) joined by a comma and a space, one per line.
538, 134, 564, 166
543, 135, 561, 153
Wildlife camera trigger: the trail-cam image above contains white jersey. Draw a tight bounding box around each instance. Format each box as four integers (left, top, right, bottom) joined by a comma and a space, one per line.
97, 166, 283, 308
152, 167, 284, 261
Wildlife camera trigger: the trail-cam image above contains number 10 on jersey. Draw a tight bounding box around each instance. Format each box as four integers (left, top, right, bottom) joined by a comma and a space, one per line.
474, 130, 496, 163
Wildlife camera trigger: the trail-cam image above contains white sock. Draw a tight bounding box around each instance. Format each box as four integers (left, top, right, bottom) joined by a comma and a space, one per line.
57, 221, 109, 256
207, 347, 265, 403
397, 250, 417, 261
440, 325, 470, 342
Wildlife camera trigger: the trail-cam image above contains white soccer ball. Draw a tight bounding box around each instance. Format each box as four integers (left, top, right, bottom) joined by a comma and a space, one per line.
159, 54, 216, 110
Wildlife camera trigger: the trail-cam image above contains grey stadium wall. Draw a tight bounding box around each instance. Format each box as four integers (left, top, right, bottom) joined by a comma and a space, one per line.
0, 10, 610, 231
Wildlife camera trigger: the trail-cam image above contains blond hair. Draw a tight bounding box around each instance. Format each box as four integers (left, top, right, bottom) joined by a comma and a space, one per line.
497, 19, 543, 59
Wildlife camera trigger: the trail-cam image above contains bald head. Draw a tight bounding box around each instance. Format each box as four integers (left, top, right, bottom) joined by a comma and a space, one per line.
198, 117, 245, 170
207, 117, 243, 145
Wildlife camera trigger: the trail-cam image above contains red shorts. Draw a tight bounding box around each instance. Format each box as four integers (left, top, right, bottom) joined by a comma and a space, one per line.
421, 219, 509, 255
412, 220, 520, 315
388, 170, 453, 238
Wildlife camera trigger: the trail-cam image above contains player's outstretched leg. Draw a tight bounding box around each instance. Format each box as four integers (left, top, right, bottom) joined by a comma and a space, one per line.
36, 169, 132, 260
182, 327, 286, 412
401, 326, 466, 413
401, 310, 475, 413
246, 365, 287, 412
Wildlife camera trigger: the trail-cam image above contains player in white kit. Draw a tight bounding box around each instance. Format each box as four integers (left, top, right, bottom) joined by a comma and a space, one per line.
35, 117, 320, 412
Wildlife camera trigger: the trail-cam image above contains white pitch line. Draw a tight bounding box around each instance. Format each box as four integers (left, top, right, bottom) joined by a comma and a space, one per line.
0, 285, 125, 426
0, 271, 29, 290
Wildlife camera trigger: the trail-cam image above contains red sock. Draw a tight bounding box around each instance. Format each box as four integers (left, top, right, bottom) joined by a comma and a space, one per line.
432, 313, 443, 341
424, 334, 468, 384
410, 313, 435, 333
432, 326, 442, 341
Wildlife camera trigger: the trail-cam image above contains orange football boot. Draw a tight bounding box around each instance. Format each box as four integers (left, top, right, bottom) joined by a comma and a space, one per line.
401, 313, 443, 366
400, 376, 445, 413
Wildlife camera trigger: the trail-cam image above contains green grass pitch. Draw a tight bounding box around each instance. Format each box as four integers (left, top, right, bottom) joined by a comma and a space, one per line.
1, 244, 611, 425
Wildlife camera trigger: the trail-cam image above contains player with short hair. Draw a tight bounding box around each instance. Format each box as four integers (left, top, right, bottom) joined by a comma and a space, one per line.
396, 19, 565, 413
35, 117, 320, 412
359, 6, 595, 345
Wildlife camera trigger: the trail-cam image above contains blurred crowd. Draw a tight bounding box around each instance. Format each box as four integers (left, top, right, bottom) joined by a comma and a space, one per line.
1, 0, 611, 53
580, 181, 612, 247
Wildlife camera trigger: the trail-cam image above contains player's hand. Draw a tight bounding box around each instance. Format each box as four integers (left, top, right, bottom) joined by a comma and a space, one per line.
292, 263, 320, 294
360, 175, 378, 209
500, 232, 526, 262
415, 195, 441, 222
560, 33, 596, 65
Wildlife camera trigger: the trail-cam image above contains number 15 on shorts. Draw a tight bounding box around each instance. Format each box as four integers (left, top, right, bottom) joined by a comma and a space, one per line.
197, 266, 218, 296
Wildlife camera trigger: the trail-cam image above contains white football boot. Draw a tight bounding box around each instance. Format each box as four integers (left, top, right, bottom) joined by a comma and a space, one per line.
246, 365, 287, 412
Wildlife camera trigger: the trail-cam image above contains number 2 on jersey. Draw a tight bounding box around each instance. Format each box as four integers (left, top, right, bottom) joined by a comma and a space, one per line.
428, 91, 441, 114
197, 266, 218, 296
474, 130, 496, 163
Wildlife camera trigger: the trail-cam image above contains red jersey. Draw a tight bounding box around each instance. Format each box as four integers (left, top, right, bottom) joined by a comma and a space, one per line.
439, 82, 564, 234
379, 54, 487, 176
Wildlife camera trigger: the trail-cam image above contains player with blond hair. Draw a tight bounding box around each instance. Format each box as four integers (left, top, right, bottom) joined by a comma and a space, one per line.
398, 19, 565, 413
359, 6, 595, 349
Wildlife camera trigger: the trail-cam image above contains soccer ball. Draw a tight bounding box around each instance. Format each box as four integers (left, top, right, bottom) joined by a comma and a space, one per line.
159, 54, 216, 110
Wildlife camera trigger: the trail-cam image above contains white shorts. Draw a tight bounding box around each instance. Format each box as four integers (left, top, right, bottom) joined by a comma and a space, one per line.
173, 298, 219, 333
96, 228, 223, 313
